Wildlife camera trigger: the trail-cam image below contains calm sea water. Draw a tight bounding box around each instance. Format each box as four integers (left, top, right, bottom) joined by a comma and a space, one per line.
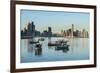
20, 37, 89, 63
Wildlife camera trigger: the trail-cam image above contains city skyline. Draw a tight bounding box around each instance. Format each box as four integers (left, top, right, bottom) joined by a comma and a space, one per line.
20, 10, 90, 33
21, 21, 89, 38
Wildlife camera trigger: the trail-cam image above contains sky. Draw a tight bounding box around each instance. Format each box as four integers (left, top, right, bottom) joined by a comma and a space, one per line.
20, 9, 90, 33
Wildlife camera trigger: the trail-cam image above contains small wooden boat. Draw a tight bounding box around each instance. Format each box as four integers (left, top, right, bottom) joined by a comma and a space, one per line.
29, 41, 39, 44
38, 38, 45, 41
35, 43, 42, 48
55, 43, 69, 50
56, 45, 69, 50
55, 46, 69, 53
48, 42, 60, 46
55, 40, 68, 44
48, 40, 68, 46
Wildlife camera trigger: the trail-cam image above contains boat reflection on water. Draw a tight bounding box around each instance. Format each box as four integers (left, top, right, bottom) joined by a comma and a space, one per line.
47, 37, 70, 53
27, 40, 34, 53
55, 43, 70, 53
21, 37, 89, 63
27, 38, 42, 56
27, 37, 70, 56
55, 48, 69, 53
27, 45, 43, 56
35, 47, 42, 56
35, 43, 42, 56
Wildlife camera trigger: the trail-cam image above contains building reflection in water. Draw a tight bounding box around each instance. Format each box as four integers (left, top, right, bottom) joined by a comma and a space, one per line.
35, 47, 42, 56
27, 39, 42, 56
48, 37, 51, 42
27, 39, 34, 53
82, 38, 88, 49
47, 37, 53, 49
55, 47, 69, 53
69, 38, 74, 54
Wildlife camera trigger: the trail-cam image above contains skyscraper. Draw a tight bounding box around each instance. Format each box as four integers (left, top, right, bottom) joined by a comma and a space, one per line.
31, 21, 35, 32
71, 24, 74, 38
48, 27, 52, 37
27, 21, 35, 36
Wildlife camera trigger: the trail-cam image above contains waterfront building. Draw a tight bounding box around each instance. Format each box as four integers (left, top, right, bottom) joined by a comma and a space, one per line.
71, 24, 74, 38
74, 30, 81, 38
61, 30, 66, 37
21, 21, 89, 38
65, 24, 74, 38
80, 29, 89, 38
42, 30, 48, 37
27, 21, 35, 36
48, 27, 52, 37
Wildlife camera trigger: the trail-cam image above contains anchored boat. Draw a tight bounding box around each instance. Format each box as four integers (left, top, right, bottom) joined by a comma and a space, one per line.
29, 40, 39, 44
48, 40, 69, 46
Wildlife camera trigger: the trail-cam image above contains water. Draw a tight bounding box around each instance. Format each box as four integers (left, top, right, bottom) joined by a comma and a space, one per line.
20, 37, 89, 63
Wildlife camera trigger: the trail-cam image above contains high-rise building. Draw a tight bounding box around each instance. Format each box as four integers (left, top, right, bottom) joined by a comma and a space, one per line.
27, 21, 35, 36
48, 27, 51, 32
48, 27, 52, 37
31, 21, 35, 32
80, 29, 89, 38
71, 24, 74, 38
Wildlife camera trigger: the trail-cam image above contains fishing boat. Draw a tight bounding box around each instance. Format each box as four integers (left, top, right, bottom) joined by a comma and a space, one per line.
29, 40, 39, 44
48, 40, 68, 46
55, 40, 68, 44
35, 43, 42, 48
55, 44, 69, 50
48, 42, 60, 46
55, 43, 69, 51
55, 46, 69, 53
29, 33, 39, 44
38, 38, 45, 41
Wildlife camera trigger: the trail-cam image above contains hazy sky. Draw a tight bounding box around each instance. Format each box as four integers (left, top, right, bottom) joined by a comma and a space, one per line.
20, 9, 90, 33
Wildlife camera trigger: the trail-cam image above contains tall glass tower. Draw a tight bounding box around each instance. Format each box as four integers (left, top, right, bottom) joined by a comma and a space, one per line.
71, 24, 74, 38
